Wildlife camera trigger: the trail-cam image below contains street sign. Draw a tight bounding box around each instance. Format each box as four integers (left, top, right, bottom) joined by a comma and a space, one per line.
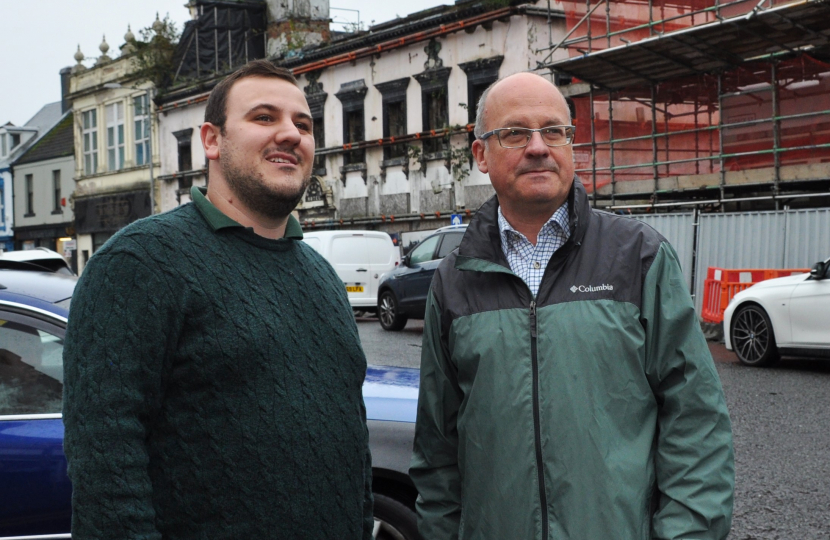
64, 240, 77, 250
450, 214, 463, 226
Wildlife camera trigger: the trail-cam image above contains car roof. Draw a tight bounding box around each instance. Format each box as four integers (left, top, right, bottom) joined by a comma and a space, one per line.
0, 248, 74, 275
302, 230, 393, 239
0, 269, 77, 309
0, 247, 66, 262
435, 224, 468, 232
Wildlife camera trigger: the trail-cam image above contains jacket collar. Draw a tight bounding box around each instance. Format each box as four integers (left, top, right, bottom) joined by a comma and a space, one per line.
457, 176, 591, 268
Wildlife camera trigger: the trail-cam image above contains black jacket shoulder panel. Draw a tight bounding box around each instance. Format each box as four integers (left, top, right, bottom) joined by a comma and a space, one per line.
538, 207, 666, 309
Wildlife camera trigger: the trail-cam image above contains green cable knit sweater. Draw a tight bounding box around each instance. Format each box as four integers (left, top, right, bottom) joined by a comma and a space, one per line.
63, 187, 373, 540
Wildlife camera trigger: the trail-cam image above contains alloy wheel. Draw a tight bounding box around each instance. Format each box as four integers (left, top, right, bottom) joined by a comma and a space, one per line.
732, 305, 778, 366
379, 294, 396, 328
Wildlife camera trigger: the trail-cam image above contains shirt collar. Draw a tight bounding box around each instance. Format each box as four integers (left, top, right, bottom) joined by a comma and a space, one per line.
498, 201, 571, 242
190, 185, 304, 239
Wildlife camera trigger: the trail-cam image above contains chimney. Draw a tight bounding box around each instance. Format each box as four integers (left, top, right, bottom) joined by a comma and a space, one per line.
60, 66, 72, 113
267, 0, 331, 57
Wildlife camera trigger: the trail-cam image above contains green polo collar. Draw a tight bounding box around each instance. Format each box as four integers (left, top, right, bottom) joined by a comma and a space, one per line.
191, 186, 303, 239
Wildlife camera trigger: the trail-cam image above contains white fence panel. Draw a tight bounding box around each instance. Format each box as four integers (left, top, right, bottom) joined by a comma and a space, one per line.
783, 208, 830, 268
629, 213, 696, 289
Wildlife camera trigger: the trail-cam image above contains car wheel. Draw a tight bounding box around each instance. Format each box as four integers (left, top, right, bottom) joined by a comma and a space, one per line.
731, 304, 780, 367
373, 493, 422, 540
378, 291, 408, 331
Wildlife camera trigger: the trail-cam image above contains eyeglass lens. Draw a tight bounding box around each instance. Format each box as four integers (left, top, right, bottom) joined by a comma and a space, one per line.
498, 126, 572, 148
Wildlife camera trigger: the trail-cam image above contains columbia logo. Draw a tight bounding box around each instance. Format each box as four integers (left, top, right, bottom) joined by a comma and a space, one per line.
570, 284, 614, 293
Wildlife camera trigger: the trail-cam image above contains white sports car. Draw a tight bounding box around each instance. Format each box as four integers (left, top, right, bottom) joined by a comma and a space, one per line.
724, 256, 830, 366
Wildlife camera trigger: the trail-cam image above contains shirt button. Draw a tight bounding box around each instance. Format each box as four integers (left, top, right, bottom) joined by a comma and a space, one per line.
533, 261, 541, 269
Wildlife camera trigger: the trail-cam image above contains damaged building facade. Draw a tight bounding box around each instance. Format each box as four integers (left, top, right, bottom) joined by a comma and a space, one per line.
154, 0, 565, 233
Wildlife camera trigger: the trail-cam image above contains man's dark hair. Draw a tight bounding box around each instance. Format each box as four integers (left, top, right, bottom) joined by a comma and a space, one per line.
204, 60, 299, 132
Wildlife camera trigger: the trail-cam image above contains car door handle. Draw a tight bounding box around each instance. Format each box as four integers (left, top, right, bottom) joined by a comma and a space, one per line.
356, 268, 368, 272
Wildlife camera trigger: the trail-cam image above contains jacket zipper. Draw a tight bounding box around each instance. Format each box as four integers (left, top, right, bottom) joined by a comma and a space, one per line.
529, 300, 549, 540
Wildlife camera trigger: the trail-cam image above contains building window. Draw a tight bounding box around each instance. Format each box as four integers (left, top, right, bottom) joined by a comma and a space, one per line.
82, 109, 98, 175
375, 78, 410, 161
312, 116, 326, 171
414, 67, 452, 155
335, 80, 368, 166
460, 56, 504, 147
343, 109, 365, 165
92, 232, 112, 253
106, 102, 125, 171
52, 170, 62, 213
134, 95, 150, 166
10, 133, 20, 149
173, 129, 193, 172
25, 174, 34, 216
0, 133, 6, 157
304, 73, 328, 175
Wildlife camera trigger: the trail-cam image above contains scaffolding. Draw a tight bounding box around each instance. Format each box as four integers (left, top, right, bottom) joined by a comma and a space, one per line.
541, 0, 830, 210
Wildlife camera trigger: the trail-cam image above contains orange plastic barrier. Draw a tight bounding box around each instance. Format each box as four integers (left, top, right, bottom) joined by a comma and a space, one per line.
701, 266, 810, 323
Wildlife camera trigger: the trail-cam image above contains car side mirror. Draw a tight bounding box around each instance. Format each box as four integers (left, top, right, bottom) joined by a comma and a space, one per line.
810, 261, 826, 280
403, 253, 412, 267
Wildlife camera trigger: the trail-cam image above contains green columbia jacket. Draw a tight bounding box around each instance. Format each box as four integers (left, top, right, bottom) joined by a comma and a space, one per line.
410, 179, 734, 540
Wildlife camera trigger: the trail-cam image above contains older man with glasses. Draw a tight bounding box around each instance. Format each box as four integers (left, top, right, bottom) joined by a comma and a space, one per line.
410, 72, 734, 540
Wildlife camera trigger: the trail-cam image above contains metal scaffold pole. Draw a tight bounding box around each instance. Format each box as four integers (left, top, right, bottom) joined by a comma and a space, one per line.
590, 85, 597, 206
651, 84, 659, 200
718, 73, 726, 212
771, 60, 781, 210
608, 89, 615, 206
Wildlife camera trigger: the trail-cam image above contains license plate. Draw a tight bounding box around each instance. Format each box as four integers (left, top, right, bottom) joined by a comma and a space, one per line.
346, 285, 364, 293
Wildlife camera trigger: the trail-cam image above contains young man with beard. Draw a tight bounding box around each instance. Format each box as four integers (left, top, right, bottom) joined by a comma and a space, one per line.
63, 60, 373, 540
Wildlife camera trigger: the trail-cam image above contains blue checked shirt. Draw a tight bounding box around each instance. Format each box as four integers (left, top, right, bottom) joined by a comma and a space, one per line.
498, 202, 571, 298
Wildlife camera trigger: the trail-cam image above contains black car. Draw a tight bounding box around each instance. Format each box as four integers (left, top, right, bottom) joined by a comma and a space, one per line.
377, 225, 467, 331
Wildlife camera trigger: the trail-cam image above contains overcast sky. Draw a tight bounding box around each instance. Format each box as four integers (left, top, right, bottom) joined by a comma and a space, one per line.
0, 0, 448, 127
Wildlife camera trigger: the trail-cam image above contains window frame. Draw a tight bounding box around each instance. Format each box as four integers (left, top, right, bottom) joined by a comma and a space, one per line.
173, 128, 194, 172
81, 109, 99, 175
133, 94, 150, 167
304, 81, 328, 176
24, 174, 34, 216
459, 56, 504, 148
0, 306, 67, 418
52, 170, 62, 213
105, 101, 125, 172
335, 80, 369, 166
408, 234, 442, 265
414, 67, 452, 155
375, 78, 411, 162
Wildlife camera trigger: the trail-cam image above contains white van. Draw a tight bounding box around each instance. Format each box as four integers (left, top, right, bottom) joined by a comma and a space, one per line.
302, 230, 400, 312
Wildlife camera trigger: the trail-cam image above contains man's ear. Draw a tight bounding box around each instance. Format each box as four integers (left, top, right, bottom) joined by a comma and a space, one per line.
201, 123, 221, 161
471, 139, 489, 174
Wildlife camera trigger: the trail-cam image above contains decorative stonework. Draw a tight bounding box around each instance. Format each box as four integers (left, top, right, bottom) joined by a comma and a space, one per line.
304, 71, 324, 96
96, 35, 112, 66
423, 38, 444, 71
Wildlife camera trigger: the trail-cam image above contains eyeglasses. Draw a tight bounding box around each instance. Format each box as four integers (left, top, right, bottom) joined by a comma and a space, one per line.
479, 125, 576, 148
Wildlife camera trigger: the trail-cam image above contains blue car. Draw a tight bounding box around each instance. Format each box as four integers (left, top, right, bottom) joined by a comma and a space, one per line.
0, 269, 420, 540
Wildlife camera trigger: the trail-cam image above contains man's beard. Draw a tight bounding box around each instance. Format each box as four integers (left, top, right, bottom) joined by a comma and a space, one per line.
220, 147, 311, 220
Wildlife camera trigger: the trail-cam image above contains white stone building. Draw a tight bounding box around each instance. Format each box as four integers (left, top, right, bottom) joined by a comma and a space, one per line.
154, 0, 569, 236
